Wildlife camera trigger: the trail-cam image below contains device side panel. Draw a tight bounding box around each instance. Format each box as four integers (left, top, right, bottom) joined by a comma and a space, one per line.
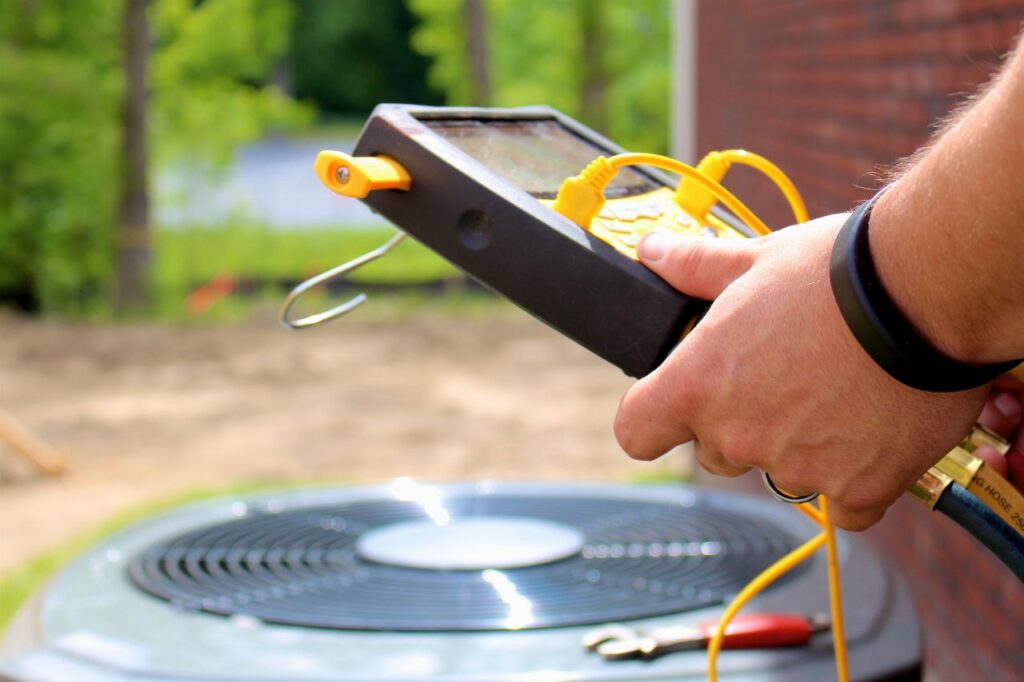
354, 116, 702, 377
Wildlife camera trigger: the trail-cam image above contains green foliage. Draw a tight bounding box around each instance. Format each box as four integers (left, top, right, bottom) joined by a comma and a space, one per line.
0, 0, 310, 314
408, 0, 671, 153
408, 0, 473, 104
0, 1, 121, 312
601, 1, 672, 154
487, 0, 581, 114
152, 0, 312, 166
289, 0, 441, 115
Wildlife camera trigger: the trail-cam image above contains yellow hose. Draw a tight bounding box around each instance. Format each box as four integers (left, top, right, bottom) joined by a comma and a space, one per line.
706, 531, 827, 681
553, 148, 849, 681
608, 153, 772, 236
715, 149, 809, 224
707, 497, 849, 682
820, 497, 850, 682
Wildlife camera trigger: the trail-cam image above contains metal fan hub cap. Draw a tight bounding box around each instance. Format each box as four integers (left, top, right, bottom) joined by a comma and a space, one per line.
356, 516, 585, 570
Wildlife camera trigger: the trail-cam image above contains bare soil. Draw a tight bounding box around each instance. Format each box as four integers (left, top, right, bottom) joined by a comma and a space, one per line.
0, 304, 685, 573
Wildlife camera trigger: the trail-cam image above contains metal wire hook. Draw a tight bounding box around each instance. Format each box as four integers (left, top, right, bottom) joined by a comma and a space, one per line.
279, 231, 408, 330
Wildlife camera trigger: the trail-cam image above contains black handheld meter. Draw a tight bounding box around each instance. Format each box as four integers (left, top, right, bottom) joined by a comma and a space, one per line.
304, 105, 752, 378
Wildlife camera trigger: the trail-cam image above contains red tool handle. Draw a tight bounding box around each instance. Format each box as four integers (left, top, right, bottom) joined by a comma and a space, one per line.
698, 614, 818, 649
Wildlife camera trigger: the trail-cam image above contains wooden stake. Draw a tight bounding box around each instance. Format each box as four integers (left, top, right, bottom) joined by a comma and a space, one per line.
0, 407, 69, 476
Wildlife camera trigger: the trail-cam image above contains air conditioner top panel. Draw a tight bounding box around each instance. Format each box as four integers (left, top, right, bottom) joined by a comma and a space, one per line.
1, 482, 920, 681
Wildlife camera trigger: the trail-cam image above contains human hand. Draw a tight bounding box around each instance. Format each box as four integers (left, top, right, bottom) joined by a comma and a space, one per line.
614, 214, 989, 530
974, 374, 1024, 492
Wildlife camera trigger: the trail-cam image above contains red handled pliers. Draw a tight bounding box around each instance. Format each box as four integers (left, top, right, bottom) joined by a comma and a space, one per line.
583, 613, 830, 660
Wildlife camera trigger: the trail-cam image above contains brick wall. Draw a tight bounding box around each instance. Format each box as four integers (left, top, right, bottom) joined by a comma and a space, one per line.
693, 2, 1024, 679
695, 0, 1023, 227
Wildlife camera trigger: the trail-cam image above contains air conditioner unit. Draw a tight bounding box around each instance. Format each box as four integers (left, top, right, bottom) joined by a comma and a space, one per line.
0, 482, 920, 680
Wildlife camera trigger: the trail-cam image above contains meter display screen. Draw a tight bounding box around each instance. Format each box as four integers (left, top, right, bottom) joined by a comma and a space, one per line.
422, 118, 660, 199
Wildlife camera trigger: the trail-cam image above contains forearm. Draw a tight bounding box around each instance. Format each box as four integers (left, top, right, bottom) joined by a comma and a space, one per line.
871, 35, 1024, 365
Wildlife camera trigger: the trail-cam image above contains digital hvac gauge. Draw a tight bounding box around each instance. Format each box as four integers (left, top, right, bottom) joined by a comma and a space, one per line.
274, 106, 1024, 656
292, 105, 753, 378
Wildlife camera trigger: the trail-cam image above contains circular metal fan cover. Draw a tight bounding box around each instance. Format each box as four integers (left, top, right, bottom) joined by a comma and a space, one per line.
128, 488, 806, 631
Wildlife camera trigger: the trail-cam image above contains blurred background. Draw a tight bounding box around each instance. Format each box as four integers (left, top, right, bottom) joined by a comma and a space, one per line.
0, 0, 672, 319
1, 1, 1022, 678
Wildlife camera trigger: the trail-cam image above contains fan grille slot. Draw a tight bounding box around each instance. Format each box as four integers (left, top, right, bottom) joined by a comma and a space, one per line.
128, 493, 807, 631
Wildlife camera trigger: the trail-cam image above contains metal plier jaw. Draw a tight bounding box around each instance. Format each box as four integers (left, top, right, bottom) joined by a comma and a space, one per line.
582, 613, 830, 661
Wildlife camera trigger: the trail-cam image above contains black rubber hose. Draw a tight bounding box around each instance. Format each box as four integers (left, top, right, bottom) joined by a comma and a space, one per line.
935, 483, 1024, 582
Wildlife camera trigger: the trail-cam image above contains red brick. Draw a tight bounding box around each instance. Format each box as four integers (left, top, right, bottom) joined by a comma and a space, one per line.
755, 114, 923, 158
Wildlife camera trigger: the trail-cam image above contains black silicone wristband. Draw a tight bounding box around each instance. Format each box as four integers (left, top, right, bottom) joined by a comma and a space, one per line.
829, 195, 1020, 393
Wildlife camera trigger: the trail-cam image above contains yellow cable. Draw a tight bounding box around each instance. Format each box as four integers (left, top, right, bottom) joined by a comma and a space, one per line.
706, 532, 827, 682
552, 147, 848, 680
608, 153, 772, 236
706, 499, 850, 682
715, 150, 810, 224
820, 497, 850, 682
795, 500, 825, 525
690, 155, 850, 682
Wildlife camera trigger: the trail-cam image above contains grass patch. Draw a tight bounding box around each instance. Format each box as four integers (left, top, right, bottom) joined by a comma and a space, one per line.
631, 468, 689, 485
0, 480, 343, 634
152, 223, 464, 319
155, 223, 458, 289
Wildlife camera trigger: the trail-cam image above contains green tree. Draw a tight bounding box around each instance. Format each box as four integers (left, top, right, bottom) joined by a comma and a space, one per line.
407, 0, 472, 105
116, 0, 152, 311
152, 0, 310, 166
0, 0, 309, 313
601, 0, 671, 154
485, 0, 581, 115
463, 0, 491, 106
289, 0, 441, 115
0, 1, 121, 312
408, 0, 670, 153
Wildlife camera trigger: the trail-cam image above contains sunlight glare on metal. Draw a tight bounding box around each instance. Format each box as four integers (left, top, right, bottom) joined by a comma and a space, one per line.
390, 477, 451, 526
481, 569, 534, 630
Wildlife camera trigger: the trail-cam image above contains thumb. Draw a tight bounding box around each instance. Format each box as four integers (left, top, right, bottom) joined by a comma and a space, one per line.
637, 231, 756, 299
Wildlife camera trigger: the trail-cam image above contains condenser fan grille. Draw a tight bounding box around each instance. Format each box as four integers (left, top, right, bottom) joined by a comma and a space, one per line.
128, 493, 806, 631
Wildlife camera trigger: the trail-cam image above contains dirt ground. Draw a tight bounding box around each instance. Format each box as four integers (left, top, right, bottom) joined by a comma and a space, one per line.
0, 303, 688, 574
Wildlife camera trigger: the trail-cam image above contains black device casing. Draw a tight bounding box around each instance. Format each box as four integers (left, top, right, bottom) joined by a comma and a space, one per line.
353, 105, 712, 378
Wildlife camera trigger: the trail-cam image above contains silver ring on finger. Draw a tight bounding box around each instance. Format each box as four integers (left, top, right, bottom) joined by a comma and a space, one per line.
762, 471, 819, 505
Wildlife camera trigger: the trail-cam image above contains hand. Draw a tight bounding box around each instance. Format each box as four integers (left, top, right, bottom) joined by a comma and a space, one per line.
974, 374, 1024, 492
614, 215, 988, 530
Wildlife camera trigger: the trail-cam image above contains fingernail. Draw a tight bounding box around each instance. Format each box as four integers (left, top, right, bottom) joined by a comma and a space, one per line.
993, 392, 1021, 420
973, 444, 1009, 479
637, 230, 683, 262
